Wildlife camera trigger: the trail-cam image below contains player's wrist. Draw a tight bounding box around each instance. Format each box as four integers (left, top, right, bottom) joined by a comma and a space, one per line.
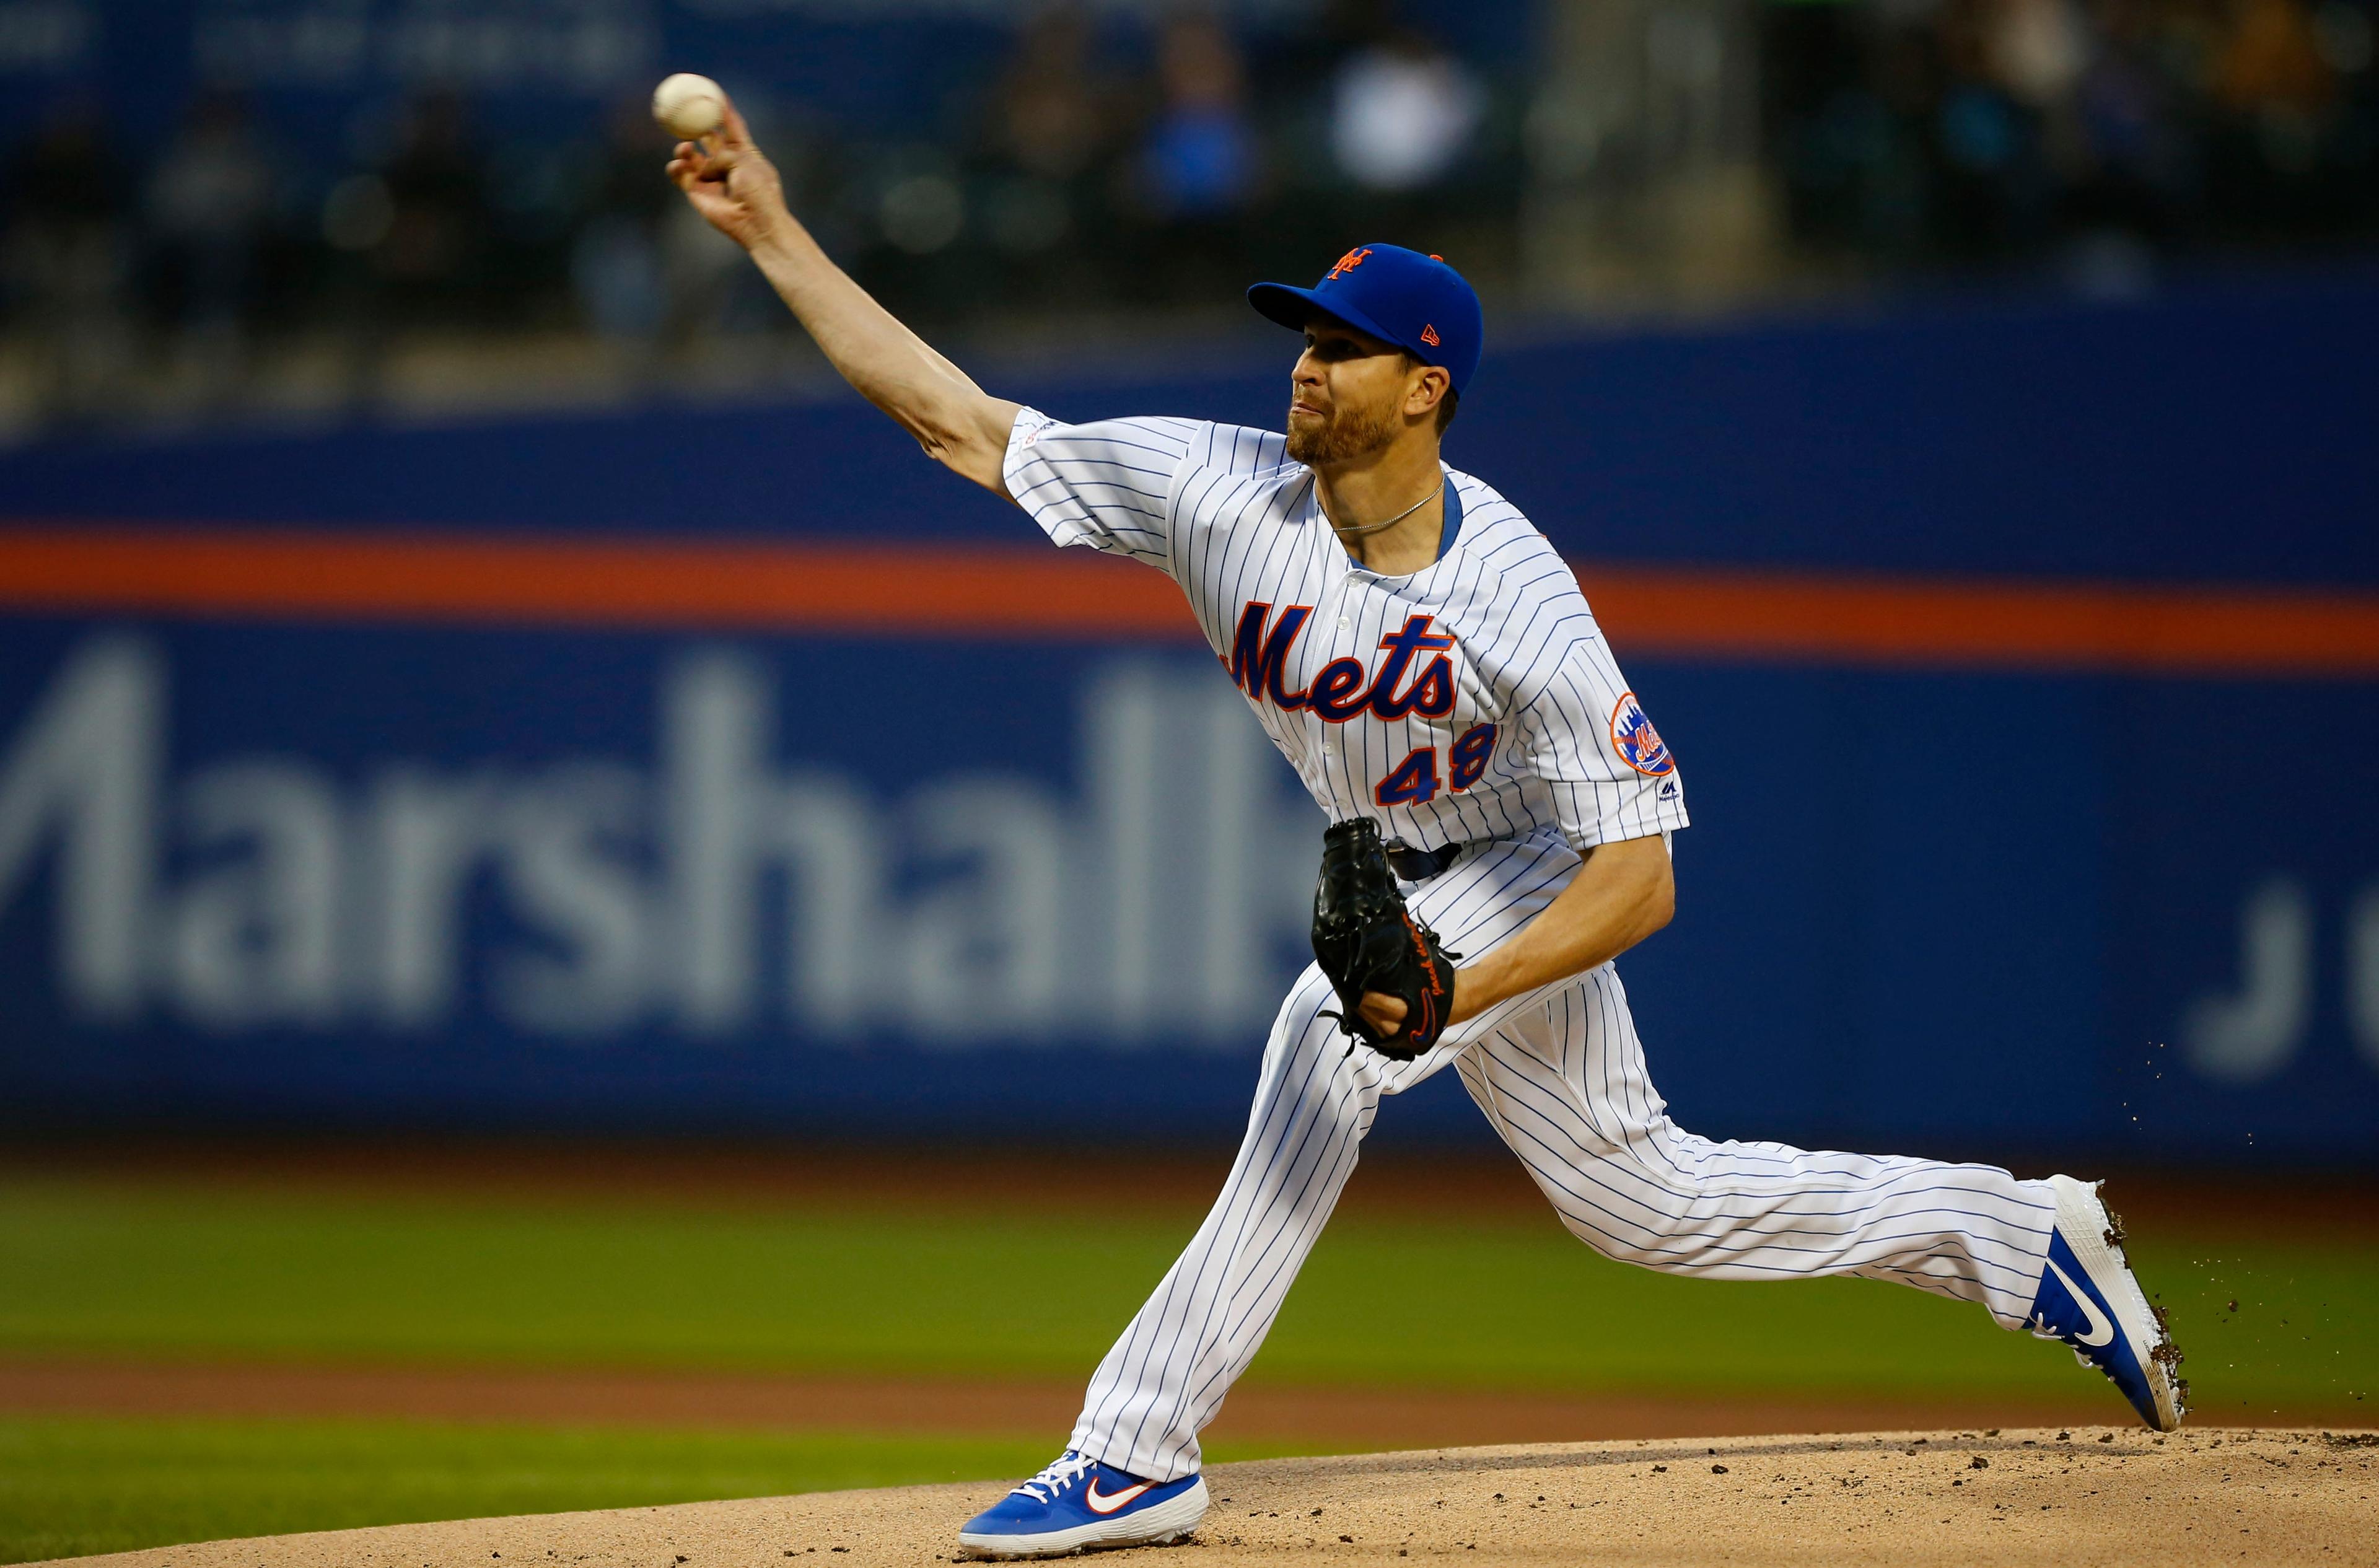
1437, 956, 1494, 1032
1445, 957, 1505, 1027
743, 207, 797, 260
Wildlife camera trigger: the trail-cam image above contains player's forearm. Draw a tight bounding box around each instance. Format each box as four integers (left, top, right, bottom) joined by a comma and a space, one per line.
1450, 836, 1674, 1025
745, 223, 1019, 491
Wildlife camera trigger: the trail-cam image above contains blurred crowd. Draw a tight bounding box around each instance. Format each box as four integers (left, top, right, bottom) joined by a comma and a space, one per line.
0, 1, 1514, 425
1767, 0, 2379, 281
1, 0, 2375, 431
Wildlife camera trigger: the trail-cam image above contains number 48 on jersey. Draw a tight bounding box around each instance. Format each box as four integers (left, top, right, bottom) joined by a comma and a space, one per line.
1376, 722, 1497, 807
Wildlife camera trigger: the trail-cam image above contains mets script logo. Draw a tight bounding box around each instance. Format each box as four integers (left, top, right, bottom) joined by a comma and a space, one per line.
1225, 602, 1456, 724
1326, 247, 1374, 279
1609, 692, 1674, 777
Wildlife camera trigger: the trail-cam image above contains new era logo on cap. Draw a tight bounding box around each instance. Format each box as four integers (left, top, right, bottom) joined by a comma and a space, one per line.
1246, 243, 1484, 395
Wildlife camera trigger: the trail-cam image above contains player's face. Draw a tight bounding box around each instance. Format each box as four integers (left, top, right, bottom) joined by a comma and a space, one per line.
1286, 320, 1415, 466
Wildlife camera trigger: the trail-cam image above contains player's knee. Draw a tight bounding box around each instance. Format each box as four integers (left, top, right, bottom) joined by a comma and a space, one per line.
1548, 1181, 1701, 1265
1256, 967, 1374, 1103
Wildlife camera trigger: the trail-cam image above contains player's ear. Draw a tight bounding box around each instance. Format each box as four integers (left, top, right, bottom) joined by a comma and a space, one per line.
1406, 362, 1450, 426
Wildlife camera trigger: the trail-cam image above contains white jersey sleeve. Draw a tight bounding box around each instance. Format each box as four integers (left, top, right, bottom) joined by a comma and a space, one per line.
1002, 408, 1203, 567
1514, 633, 1691, 849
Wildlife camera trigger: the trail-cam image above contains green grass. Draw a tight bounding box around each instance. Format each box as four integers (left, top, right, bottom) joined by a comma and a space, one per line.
0, 1175, 2370, 1409
0, 1172, 2370, 1564
0, 1415, 1054, 1565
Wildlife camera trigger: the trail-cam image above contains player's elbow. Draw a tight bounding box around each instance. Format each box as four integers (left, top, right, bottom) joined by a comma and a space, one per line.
1642, 869, 1675, 935
922, 432, 1008, 495
911, 397, 1020, 496
1635, 846, 1676, 937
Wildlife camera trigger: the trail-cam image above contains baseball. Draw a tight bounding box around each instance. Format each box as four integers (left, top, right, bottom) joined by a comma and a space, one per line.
652, 72, 725, 139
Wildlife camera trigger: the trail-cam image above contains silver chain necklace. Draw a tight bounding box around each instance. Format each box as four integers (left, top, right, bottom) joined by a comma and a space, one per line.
1323, 478, 1444, 540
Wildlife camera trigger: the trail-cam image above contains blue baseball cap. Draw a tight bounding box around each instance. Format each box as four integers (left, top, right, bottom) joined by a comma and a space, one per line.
1247, 243, 1483, 395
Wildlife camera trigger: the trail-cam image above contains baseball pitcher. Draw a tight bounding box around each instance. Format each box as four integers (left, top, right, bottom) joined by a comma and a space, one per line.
666, 96, 2183, 1561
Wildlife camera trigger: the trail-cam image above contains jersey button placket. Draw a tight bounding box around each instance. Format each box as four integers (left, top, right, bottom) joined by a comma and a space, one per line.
1337, 566, 1364, 635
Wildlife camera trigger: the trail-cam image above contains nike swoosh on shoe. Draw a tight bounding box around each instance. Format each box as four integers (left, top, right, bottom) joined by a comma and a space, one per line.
2043, 1257, 2116, 1347
1083, 1481, 1153, 1515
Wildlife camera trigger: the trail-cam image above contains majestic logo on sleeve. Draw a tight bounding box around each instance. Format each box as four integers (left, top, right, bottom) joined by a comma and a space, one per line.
1609, 692, 1675, 777
1226, 603, 1456, 724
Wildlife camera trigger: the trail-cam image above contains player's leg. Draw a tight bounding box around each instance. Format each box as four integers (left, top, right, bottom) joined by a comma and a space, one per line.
958, 967, 1387, 1556
1057, 831, 1590, 1487
1452, 967, 2181, 1427
1453, 968, 2054, 1320
1066, 963, 1401, 1481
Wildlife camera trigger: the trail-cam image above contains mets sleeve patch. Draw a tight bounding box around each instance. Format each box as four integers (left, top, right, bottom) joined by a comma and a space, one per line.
1609, 691, 1676, 777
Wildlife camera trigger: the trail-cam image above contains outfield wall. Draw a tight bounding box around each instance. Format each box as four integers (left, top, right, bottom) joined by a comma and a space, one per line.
2, 279, 2375, 1163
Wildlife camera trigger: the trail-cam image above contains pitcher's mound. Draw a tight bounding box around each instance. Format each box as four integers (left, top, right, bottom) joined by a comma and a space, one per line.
47, 1427, 2376, 1567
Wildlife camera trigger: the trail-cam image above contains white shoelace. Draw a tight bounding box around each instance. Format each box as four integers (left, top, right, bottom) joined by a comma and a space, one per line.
1012, 1451, 1097, 1502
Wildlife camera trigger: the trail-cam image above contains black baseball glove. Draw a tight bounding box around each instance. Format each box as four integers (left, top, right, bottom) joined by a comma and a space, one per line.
1310, 818, 1460, 1059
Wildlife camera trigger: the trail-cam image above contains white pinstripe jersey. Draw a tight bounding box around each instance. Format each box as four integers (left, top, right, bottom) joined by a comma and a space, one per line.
1004, 410, 1690, 852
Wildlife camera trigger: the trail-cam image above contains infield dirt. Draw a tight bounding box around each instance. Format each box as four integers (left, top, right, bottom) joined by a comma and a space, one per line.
40, 1426, 2375, 1568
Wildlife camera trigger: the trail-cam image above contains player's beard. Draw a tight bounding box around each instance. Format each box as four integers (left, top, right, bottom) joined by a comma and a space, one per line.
1285, 396, 1401, 466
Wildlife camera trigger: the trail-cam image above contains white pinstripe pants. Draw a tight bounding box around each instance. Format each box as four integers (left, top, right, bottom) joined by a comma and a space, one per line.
1071, 830, 2059, 1482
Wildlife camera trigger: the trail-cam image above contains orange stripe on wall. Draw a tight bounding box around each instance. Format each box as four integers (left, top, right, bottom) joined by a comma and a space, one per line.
0, 527, 1195, 641
2, 525, 2377, 677
1593, 566, 2379, 677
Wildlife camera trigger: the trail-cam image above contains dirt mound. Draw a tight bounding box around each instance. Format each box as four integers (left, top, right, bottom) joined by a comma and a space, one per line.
43, 1427, 2375, 1567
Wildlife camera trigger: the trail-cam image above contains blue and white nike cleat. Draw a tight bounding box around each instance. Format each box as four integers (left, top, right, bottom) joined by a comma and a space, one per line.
957, 1450, 1208, 1559
2030, 1175, 2186, 1431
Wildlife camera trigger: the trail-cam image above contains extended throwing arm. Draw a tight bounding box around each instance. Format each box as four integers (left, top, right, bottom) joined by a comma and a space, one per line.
666, 97, 1020, 493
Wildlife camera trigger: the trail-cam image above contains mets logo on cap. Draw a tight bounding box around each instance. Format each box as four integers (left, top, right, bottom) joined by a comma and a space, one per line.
1609, 692, 1674, 777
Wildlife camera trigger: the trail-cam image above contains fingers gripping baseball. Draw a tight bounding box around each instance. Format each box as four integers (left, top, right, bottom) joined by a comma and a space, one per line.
665, 97, 786, 250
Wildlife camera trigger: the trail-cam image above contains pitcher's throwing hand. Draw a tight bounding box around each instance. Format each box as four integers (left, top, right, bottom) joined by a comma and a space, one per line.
665, 95, 787, 253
